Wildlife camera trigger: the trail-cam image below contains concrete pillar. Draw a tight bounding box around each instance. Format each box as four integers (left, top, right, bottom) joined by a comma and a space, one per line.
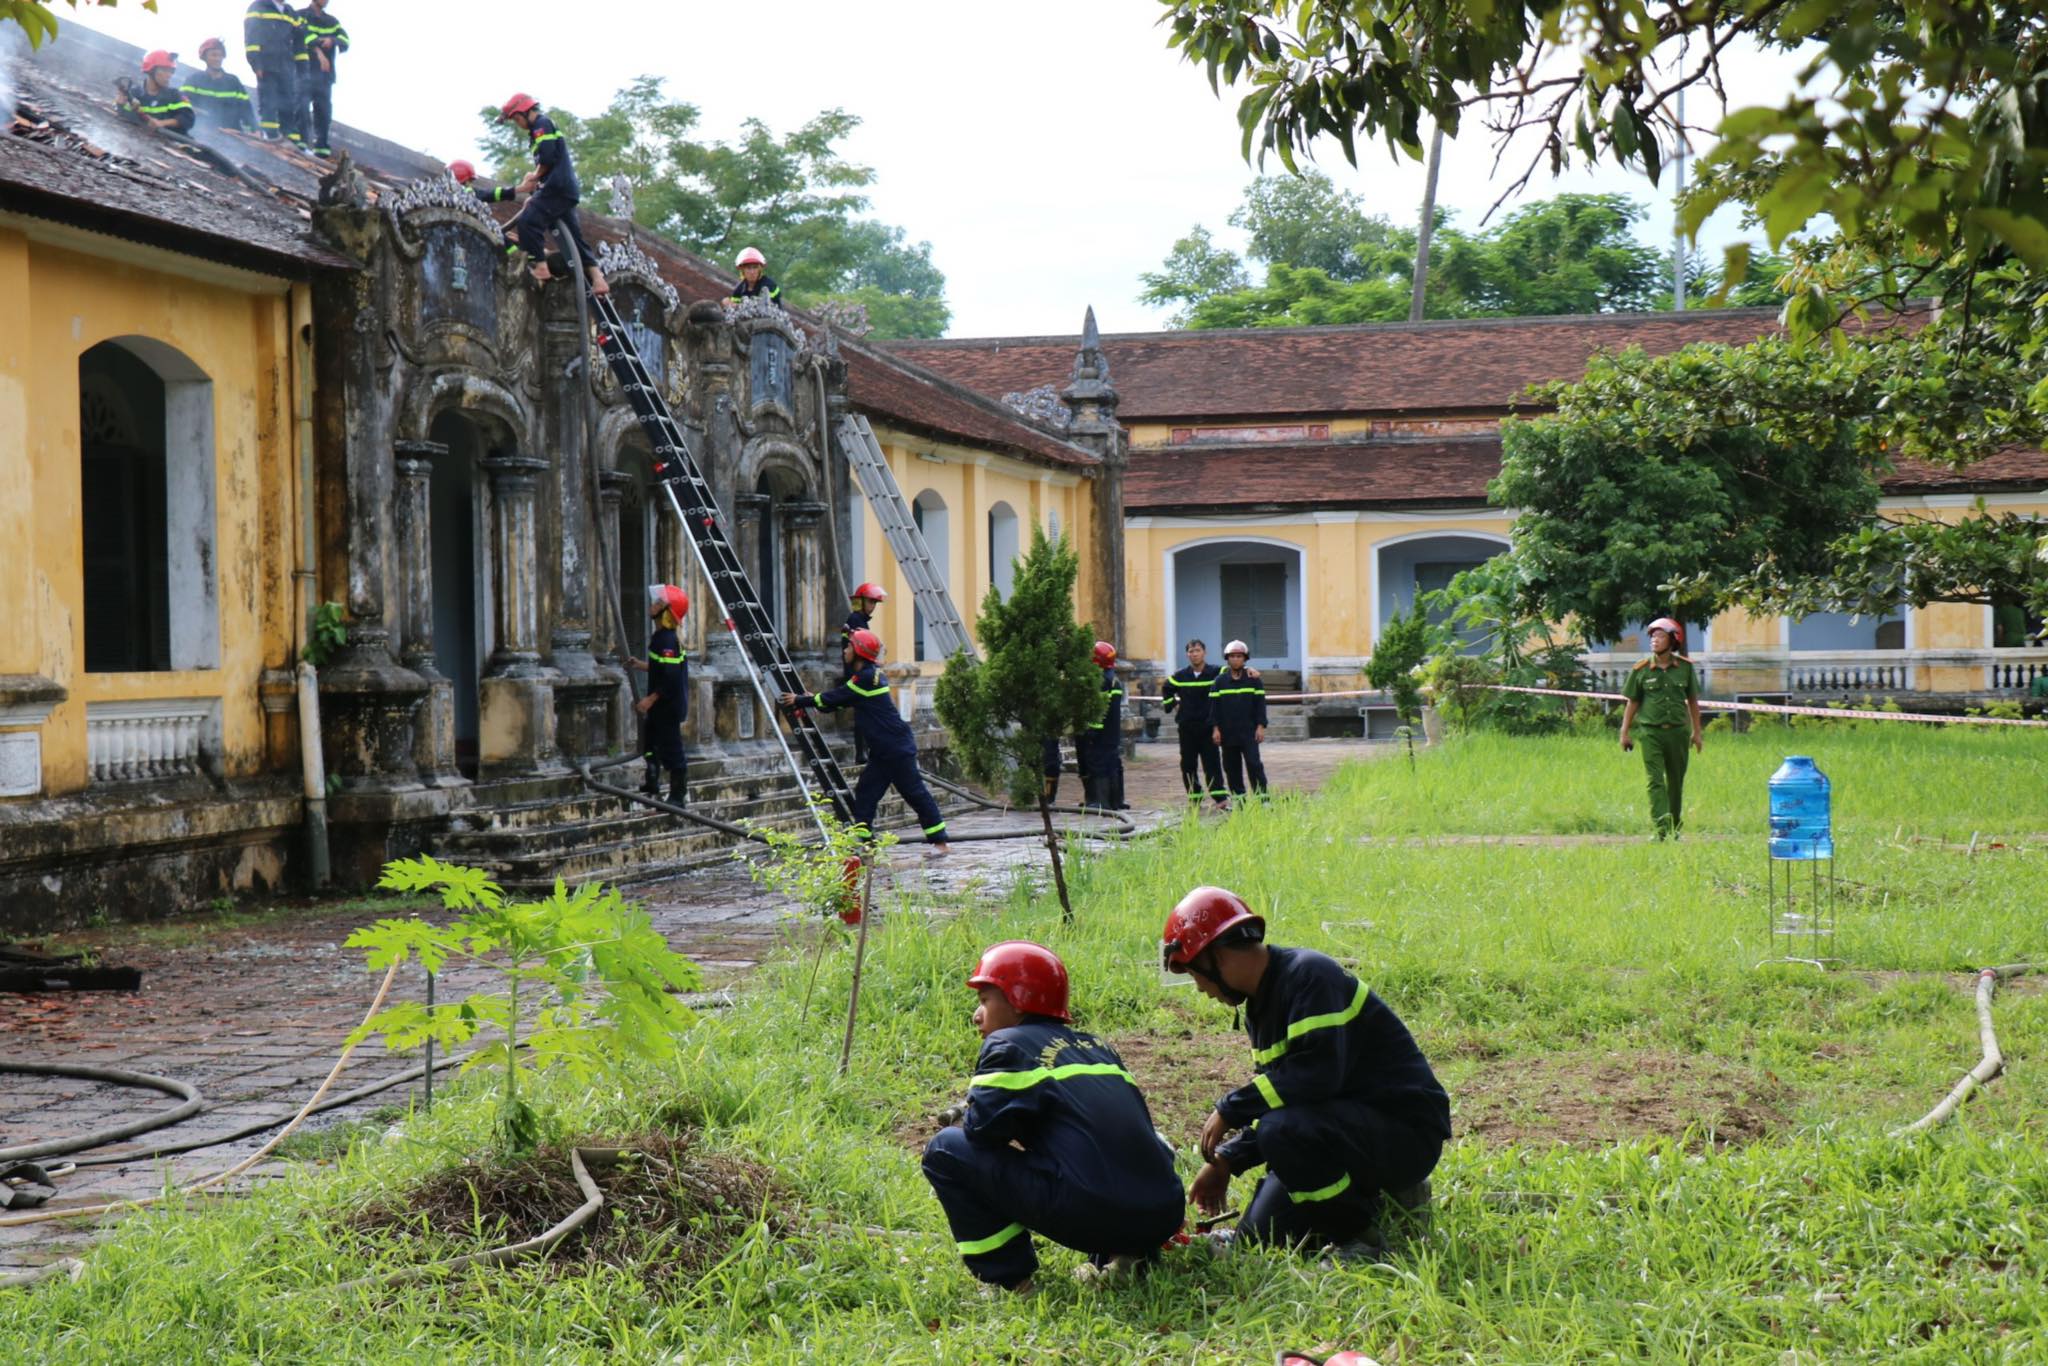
395, 439, 461, 784
780, 500, 828, 652
0, 234, 36, 680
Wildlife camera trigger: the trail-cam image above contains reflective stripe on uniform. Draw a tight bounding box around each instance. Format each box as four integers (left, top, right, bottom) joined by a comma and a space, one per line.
648, 652, 684, 664
1250, 980, 1369, 1065
846, 678, 891, 698
531, 132, 563, 144
1172, 678, 1216, 688
969, 1061, 1133, 1092
184, 87, 252, 102
139, 100, 193, 116
923, 822, 947, 836
1253, 1073, 1283, 1109
1288, 1172, 1353, 1204
957, 1222, 1025, 1256
1215, 686, 1261, 697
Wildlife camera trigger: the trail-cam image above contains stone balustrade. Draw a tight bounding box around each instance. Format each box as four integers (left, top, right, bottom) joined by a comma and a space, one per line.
85, 698, 219, 784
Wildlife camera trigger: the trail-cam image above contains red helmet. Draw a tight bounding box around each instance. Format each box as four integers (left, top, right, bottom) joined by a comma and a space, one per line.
1647, 617, 1685, 648
968, 941, 1070, 1021
141, 50, 176, 75
648, 583, 689, 620
735, 246, 767, 268
447, 159, 477, 184
848, 628, 883, 663
1092, 640, 1117, 668
1161, 886, 1264, 971
499, 92, 539, 120
850, 582, 888, 604
198, 37, 226, 59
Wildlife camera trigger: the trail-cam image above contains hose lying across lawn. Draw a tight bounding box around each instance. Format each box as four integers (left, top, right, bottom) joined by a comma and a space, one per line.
1892, 963, 2036, 1137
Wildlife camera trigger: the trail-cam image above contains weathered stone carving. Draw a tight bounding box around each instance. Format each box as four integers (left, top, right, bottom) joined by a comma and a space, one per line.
384, 172, 504, 237
316, 150, 369, 210
606, 174, 636, 223
594, 237, 679, 313
810, 298, 873, 338
1001, 383, 1072, 430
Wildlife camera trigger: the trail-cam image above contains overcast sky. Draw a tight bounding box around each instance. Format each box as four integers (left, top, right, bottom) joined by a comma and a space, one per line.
58, 1, 1810, 338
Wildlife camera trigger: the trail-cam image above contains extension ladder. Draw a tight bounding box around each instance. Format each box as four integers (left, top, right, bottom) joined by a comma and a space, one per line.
835, 414, 978, 664
587, 289, 856, 828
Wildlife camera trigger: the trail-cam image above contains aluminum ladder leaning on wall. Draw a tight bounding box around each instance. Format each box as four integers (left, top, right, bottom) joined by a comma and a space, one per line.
585, 288, 855, 833
834, 413, 977, 665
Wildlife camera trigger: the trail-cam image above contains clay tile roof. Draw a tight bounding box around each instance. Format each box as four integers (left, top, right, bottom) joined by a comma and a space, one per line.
2, 64, 355, 275
1126, 436, 1505, 513
1128, 435, 2048, 515
1880, 447, 2048, 494
576, 218, 1100, 472
889, 310, 1795, 421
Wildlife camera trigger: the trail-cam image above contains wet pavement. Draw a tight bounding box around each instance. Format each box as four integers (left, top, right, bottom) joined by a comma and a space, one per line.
0, 739, 1367, 1273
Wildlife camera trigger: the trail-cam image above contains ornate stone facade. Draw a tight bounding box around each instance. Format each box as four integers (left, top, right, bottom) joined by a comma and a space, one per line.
309, 176, 845, 883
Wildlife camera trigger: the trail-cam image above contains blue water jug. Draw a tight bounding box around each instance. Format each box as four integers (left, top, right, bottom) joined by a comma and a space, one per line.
1768, 756, 1833, 860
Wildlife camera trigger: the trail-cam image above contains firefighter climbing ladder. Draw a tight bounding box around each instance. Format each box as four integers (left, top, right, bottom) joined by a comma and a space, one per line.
586, 288, 855, 830
835, 414, 978, 664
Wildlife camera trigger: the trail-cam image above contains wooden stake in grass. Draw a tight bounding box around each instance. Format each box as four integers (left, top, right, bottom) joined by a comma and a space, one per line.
838, 856, 877, 1076
933, 525, 1106, 921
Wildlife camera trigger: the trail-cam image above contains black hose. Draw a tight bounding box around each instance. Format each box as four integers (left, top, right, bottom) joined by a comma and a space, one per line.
922, 768, 1138, 832
0, 1063, 205, 1163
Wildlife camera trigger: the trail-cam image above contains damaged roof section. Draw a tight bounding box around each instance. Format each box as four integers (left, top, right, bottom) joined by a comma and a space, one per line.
2, 63, 356, 275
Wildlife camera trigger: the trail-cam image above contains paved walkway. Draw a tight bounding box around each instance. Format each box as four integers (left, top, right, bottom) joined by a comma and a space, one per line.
0, 738, 1371, 1273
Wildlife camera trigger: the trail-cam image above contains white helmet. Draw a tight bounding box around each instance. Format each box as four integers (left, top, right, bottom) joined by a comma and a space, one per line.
735, 246, 767, 268
1223, 639, 1250, 658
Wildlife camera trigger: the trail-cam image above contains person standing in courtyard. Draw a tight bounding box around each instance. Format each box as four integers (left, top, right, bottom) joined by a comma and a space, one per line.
1212, 639, 1267, 802
922, 941, 1184, 1292
1164, 886, 1448, 1259
1162, 639, 1228, 811
1618, 617, 1703, 839
1078, 640, 1125, 811
630, 584, 690, 806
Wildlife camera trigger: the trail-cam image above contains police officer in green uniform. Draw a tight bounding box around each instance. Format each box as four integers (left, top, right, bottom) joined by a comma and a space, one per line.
1619, 617, 1703, 839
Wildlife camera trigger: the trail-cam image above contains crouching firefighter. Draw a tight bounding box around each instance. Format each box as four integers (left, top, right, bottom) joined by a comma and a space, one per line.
1163, 886, 1449, 1257
923, 942, 1185, 1291
630, 584, 689, 804
778, 629, 950, 856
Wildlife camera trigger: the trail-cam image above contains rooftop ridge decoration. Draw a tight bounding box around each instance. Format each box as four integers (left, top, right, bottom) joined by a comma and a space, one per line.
385, 170, 503, 236
594, 237, 680, 313
810, 298, 873, 339
1000, 383, 1072, 431
606, 174, 635, 223
722, 294, 811, 353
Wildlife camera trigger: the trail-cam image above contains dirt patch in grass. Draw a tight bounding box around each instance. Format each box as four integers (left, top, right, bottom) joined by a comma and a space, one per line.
1111, 1025, 1249, 1142
350, 1130, 784, 1283
1456, 1050, 1790, 1149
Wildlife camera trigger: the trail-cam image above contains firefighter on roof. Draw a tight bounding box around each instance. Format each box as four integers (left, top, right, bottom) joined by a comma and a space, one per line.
778, 630, 950, 856
922, 942, 1183, 1291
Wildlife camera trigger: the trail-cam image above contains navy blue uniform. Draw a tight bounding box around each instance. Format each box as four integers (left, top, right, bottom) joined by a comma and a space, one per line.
923, 1020, 1184, 1286
182, 70, 254, 133
1040, 735, 1063, 804
1214, 947, 1449, 1246
1212, 666, 1268, 798
244, 0, 301, 140
1078, 666, 1124, 810
1162, 663, 1226, 806
516, 114, 597, 275
295, 4, 348, 156
640, 626, 688, 798
809, 662, 947, 842
731, 274, 782, 307
839, 610, 872, 758
123, 83, 194, 135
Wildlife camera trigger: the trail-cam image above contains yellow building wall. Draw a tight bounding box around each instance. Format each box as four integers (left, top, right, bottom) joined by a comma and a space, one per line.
857, 425, 1089, 672
1, 225, 299, 795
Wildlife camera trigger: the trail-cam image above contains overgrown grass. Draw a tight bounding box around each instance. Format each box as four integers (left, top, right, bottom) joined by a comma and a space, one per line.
7, 730, 2047, 1362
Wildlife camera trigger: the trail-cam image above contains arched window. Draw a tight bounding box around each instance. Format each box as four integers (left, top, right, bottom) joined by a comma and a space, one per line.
987, 501, 1020, 600
912, 489, 950, 662
78, 338, 217, 672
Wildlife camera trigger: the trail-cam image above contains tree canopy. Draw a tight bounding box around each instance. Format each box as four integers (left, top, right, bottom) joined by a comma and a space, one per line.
478, 78, 949, 339
1142, 174, 1674, 326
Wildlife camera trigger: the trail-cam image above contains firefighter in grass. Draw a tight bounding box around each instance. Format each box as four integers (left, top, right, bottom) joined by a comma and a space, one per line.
1162, 638, 1229, 811
1078, 640, 1125, 811
1212, 639, 1268, 801
1618, 616, 1704, 840
778, 629, 951, 857
922, 942, 1184, 1293
1164, 886, 1448, 1259
629, 584, 690, 805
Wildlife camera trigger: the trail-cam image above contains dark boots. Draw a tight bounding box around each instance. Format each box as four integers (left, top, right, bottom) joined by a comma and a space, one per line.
666, 769, 687, 807
639, 762, 661, 797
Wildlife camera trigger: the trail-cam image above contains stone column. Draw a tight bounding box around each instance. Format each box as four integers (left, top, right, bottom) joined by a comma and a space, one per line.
597, 469, 636, 754
478, 451, 558, 775
731, 492, 772, 739
780, 500, 828, 653
394, 439, 461, 784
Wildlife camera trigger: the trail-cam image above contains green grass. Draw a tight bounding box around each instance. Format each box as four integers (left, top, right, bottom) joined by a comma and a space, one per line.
6, 730, 2047, 1362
